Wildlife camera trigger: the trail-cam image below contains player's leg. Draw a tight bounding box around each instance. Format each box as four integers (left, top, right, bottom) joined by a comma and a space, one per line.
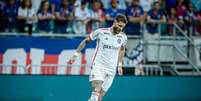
88, 68, 105, 101
98, 88, 106, 101
88, 80, 103, 101
99, 73, 115, 101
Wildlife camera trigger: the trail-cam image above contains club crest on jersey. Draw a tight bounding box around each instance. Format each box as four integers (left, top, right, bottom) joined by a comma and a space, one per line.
117, 39, 121, 44
105, 37, 108, 40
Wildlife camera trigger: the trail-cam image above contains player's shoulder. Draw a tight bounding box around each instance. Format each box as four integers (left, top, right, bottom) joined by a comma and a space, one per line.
95, 28, 110, 35
120, 32, 126, 35
119, 32, 127, 39
98, 28, 110, 31
94, 28, 109, 32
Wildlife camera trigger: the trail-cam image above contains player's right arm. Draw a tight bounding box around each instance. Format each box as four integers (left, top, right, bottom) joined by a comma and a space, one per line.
68, 29, 101, 64
68, 37, 91, 64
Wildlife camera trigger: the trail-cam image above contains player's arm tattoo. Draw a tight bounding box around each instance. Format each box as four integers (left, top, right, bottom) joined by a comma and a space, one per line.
76, 37, 91, 53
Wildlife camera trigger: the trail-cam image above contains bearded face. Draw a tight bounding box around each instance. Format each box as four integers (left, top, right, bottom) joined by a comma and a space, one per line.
112, 21, 126, 34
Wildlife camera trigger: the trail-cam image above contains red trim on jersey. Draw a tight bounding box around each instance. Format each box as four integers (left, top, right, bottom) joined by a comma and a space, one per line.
90, 40, 100, 68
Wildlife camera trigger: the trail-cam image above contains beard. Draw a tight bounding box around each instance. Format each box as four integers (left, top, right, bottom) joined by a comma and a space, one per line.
113, 27, 121, 34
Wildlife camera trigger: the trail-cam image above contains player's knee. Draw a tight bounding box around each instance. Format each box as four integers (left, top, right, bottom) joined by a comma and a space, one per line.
92, 85, 102, 92
92, 80, 103, 92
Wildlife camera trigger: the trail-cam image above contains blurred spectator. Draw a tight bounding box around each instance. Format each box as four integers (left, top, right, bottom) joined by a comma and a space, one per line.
105, 0, 123, 27
176, 0, 186, 20
126, 0, 144, 35
37, 0, 54, 33
68, 0, 76, 13
140, 0, 157, 13
0, 0, 4, 32
3, 0, 18, 32
31, 0, 42, 13
165, 0, 176, 10
73, 0, 90, 34
176, 0, 187, 32
167, 7, 177, 34
125, 0, 132, 7
0, 0, 200, 36
74, 0, 83, 8
49, 0, 61, 14
146, 1, 166, 34
117, 0, 127, 10
0, 0, 3, 8
101, 0, 110, 9
54, 0, 73, 33
185, 3, 197, 25
195, 10, 201, 35
17, 0, 37, 34
185, 3, 197, 36
101, 0, 127, 10
158, 0, 166, 14
67, 0, 77, 33
88, 0, 105, 33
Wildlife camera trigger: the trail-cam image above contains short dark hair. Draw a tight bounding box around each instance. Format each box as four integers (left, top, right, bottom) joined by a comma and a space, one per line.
152, 1, 160, 7
81, 0, 87, 5
115, 14, 128, 24
21, 0, 32, 9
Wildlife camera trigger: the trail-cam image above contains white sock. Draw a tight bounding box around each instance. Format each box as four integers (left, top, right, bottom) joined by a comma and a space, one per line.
88, 92, 99, 101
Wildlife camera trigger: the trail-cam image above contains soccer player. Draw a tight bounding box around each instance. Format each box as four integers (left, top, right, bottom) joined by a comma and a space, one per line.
68, 14, 128, 101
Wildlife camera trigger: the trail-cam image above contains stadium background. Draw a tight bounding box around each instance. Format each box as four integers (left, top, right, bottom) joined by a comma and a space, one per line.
1, 0, 201, 101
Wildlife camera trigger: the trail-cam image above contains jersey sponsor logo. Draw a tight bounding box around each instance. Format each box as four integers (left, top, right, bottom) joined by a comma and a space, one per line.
117, 35, 123, 38
103, 45, 118, 50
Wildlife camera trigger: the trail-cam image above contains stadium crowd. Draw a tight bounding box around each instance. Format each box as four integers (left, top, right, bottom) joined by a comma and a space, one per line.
0, 0, 201, 35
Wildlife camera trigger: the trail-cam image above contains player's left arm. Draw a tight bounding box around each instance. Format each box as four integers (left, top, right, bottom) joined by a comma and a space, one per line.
118, 46, 126, 75
118, 33, 127, 75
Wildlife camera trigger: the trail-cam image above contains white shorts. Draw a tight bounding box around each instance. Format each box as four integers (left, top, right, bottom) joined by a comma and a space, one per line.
89, 67, 116, 92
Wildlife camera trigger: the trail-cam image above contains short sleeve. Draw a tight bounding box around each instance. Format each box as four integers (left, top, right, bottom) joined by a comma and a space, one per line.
89, 29, 102, 41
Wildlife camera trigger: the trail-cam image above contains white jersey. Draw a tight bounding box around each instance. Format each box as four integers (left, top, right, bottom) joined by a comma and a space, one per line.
89, 28, 127, 72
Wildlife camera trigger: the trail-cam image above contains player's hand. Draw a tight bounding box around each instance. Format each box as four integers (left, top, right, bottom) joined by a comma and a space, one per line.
68, 56, 76, 64
118, 67, 123, 76
67, 52, 79, 64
